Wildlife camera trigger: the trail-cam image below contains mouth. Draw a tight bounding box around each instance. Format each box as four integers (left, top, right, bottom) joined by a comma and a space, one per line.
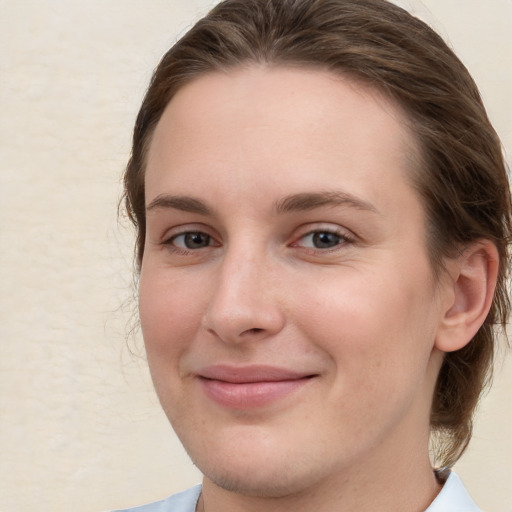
197, 365, 317, 409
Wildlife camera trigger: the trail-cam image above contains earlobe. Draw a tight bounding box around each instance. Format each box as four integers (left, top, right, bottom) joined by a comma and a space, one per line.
435, 240, 499, 353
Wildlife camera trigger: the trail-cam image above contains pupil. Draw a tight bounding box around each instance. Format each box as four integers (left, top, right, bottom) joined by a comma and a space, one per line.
312, 232, 340, 248
185, 232, 209, 249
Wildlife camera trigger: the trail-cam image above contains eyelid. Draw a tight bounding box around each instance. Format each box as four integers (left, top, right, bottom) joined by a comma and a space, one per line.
169, 232, 218, 249
159, 223, 219, 243
289, 224, 356, 250
157, 224, 222, 257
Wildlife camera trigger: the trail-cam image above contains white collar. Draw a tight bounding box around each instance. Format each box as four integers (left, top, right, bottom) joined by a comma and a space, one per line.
426, 471, 481, 511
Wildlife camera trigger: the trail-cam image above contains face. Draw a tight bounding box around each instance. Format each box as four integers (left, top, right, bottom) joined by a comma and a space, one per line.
139, 66, 450, 497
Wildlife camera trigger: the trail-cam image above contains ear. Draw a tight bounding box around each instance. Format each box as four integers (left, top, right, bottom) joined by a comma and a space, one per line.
435, 240, 499, 353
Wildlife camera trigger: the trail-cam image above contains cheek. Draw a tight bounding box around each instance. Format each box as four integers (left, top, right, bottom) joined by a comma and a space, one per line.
298, 270, 438, 433
138, 268, 211, 420
293, 264, 438, 375
138, 268, 206, 363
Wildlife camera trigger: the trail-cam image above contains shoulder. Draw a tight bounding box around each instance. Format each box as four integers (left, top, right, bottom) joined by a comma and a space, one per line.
426, 471, 481, 512
109, 485, 202, 512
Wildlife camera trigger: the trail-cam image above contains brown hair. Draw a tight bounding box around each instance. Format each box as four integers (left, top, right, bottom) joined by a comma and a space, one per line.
124, 0, 511, 467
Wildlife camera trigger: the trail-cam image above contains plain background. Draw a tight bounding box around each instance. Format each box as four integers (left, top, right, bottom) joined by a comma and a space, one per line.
1, 1, 511, 511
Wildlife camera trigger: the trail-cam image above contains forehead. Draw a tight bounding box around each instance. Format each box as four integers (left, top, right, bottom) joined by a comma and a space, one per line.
146, 65, 421, 214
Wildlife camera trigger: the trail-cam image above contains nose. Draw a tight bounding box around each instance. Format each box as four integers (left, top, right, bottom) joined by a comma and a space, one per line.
202, 247, 286, 344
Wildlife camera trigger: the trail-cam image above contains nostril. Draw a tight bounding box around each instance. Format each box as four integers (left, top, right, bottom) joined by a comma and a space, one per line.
245, 328, 264, 335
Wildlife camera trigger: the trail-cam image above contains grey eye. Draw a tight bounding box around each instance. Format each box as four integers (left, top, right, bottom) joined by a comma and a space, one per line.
310, 231, 342, 249
174, 232, 211, 249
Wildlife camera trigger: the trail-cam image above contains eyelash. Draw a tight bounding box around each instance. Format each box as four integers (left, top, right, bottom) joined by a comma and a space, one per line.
162, 231, 219, 255
291, 228, 354, 252
161, 227, 354, 256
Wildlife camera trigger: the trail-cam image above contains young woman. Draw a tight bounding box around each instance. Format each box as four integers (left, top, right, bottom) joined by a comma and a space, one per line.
114, 0, 511, 510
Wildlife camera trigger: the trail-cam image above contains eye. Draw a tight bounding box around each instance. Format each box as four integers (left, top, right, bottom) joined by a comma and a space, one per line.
295, 229, 351, 250
170, 231, 214, 250
312, 231, 341, 249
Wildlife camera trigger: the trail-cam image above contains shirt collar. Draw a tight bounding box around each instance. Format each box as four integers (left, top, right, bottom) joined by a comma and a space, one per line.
426, 471, 481, 511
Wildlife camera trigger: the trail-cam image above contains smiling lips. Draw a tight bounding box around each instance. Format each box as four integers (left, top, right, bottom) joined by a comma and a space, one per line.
198, 365, 316, 409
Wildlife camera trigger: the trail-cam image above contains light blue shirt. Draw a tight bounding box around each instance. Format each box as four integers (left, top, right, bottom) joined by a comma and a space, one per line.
427, 472, 481, 512
111, 471, 480, 512
111, 485, 201, 512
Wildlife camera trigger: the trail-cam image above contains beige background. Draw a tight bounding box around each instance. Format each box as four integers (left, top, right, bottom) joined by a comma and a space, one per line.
1, 1, 511, 511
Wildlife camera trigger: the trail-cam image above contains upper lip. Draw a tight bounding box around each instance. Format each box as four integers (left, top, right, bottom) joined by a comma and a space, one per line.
198, 365, 316, 383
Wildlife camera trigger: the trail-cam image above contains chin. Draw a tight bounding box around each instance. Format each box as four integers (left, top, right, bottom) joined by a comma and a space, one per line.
200, 461, 323, 498
183, 434, 335, 499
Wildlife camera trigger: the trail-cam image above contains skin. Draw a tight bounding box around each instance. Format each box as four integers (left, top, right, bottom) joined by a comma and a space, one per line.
139, 66, 462, 511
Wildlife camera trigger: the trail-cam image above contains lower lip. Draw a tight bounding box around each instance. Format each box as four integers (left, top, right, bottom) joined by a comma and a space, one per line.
199, 377, 312, 409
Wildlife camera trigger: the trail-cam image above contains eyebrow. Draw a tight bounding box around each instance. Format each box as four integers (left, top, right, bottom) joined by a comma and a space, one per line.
145, 190, 379, 217
146, 194, 213, 215
275, 191, 379, 215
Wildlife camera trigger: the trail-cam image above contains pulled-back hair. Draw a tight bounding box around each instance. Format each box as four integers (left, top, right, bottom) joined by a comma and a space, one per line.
124, 0, 511, 467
